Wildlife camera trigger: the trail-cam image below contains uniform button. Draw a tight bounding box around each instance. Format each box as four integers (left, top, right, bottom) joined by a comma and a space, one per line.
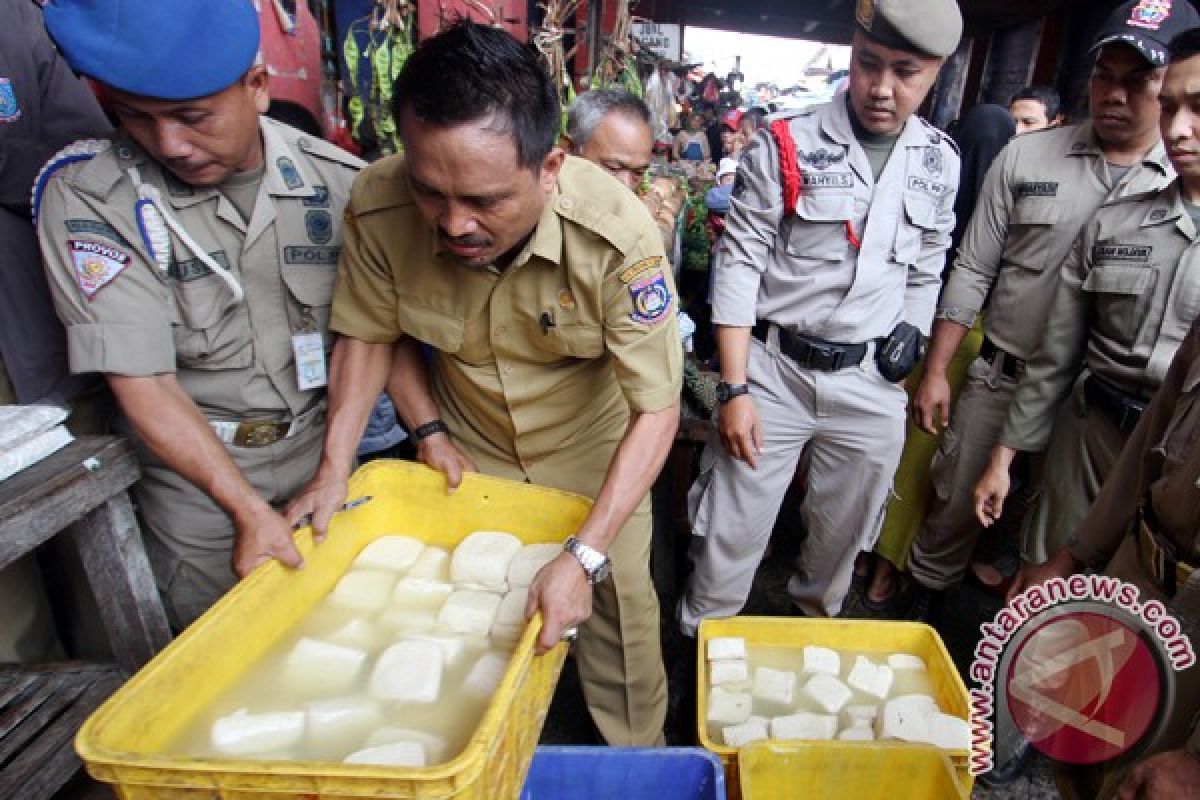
559, 197, 574, 211
298, 137, 311, 149
494, 325, 506, 336
502, 366, 513, 375
116, 145, 134, 159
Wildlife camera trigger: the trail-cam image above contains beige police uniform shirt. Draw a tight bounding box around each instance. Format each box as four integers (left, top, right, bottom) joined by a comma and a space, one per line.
938, 124, 1173, 360
712, 96, 959, 340
36, 118, 361, 422
331, 155, 682, 489
1001, 181, 1200, 451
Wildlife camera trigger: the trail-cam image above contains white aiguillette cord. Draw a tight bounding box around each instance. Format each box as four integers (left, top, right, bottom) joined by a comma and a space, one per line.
125, 165, 245, 303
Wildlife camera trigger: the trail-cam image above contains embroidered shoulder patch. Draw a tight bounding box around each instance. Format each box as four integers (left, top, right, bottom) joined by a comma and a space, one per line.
0, 78, 20, 123
69, 239, 130, 299
629, 270, 673, 326
619, 256, 663, 284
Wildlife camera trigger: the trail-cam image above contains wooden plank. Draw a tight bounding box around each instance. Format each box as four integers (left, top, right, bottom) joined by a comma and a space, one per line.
0, 672, 40, 712
0, 673, 84, 764
69, 495, 172, 672
0, 438, 140, 571
0, 666, 122, 800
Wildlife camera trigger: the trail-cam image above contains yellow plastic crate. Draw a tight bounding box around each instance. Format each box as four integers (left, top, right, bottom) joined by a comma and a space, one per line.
76, 460, 591, 799
739, 741, 968, 799
696, 617, 973, 800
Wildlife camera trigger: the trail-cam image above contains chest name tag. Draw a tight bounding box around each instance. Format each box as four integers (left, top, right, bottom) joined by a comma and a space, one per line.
1094, 244, 1153, 262
293, 331, 327, 391
801, 172, 853, 189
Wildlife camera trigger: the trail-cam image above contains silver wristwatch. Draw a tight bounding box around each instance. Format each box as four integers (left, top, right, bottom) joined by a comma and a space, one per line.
563, 536, 611, 584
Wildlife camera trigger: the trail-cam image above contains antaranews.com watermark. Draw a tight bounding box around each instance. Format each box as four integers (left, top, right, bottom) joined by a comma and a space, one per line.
968, 574, 1195, 775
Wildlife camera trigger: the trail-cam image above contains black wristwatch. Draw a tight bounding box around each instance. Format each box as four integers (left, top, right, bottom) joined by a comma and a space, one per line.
715, 382, 750, 404
412, 418, 450, 442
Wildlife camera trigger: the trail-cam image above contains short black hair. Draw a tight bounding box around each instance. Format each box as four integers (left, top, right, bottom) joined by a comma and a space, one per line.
391, 20, 559, 170
1010, 85, 1062, 121
1168, 28, 1200, 63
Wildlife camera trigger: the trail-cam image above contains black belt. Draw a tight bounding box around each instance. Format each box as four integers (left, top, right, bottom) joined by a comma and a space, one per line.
979, 336, 1025, 380
1084, 374, 1146, 434
752, 321, 867, 372
1134, 504, 1194, 597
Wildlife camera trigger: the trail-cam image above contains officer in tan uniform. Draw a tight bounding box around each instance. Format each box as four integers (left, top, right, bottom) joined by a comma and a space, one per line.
903, 0, 1186, 608
678, 0, 961, 627
35, 0, 361, 627
974, 19, 1200, 567
292, 22, 681, 745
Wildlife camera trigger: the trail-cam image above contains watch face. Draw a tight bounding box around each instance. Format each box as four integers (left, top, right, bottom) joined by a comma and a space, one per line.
716, 384, 730, 403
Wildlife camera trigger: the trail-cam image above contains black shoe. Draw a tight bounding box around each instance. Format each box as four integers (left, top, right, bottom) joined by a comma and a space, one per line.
976, 740, 1035, 788
663, 623, 698, 745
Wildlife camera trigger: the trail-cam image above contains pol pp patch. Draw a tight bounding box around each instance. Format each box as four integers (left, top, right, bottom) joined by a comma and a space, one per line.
629, 270, 673, 326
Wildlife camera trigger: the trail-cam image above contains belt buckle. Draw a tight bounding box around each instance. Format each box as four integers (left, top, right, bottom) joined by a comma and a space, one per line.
239, 421, 283, 447
811, 343, 840, 371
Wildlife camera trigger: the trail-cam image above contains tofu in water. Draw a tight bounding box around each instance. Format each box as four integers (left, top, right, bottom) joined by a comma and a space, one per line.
925, 712, 970, 750
707, 686, 753, 725
329, 570, 396, 612
881, 694, 938, 742
706, 637, 746, 661
212, 708, 305, 755
353, 536, 424, 572
369, 640, 444, 703
843, 704, 879, 727
846, 655, 894, 700
305, 696, 381, 743
451, 531, 523, 591
888, 653, 927, 671
507, 543, 561, 587
802, 672, 853, 714
838, 722, 876, 741
323, 618, 377, 651
463, 650, 509, 696
344, 741, 425, 767
407, 546, 451, 581
366, 726, 450, 764
377, 607, 437, 636
723, 716, 769, 747
801, 645, 840, 676
281, 637, 367, 695
438, 590, 502, 636
752, 666, 796, 706
391, 577, 454, 613
709, 658, 749, 686
770, 712, 837, 740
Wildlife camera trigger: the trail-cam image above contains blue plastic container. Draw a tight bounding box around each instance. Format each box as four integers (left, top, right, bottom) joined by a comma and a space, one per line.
520, 747, 727, 800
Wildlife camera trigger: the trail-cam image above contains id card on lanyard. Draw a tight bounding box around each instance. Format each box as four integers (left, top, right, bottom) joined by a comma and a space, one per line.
292, 312, 327, 390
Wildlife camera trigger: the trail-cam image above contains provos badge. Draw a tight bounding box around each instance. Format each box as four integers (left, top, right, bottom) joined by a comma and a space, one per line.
923, 146, 945, 178
0, 78, 19, 123
799, 148, 846, 170
68, 239, 130, 300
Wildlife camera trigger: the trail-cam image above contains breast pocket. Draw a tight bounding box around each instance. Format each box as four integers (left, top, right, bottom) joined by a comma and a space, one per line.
894, 191, 942, 266
1082, 265, 1156, 345
1002, 198, 1063, 272
538, 322, 605, 359
172, 274, 254, 370
396, 303, 465, 356
784, 193, 855, 261
281, 265, 336, 347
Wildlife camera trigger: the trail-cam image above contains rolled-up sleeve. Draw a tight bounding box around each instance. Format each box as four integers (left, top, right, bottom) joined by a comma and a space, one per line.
330, 193, 402, 344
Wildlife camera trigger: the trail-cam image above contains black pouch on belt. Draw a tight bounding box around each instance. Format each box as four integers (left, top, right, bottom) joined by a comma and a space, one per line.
876, 321, 925, 383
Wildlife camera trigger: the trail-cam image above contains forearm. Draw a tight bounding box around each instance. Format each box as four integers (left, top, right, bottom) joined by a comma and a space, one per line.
715, 325, 753, 383
106, 374, 268, 521
386, 336, 443, 429
575, 403, 679, 553
317, 336, 393, 476
924, 319, 971, 377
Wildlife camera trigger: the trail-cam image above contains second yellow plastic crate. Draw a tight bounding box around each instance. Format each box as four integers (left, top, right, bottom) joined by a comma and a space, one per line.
76, 460, 592, 799
696, 617, 973, 799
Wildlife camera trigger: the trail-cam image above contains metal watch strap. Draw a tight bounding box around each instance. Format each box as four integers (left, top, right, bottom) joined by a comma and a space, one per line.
412, 419, 450, 442
564, 536, 609, 583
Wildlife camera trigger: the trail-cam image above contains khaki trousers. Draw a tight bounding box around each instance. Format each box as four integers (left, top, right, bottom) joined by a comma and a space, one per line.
682, 332, 907, 625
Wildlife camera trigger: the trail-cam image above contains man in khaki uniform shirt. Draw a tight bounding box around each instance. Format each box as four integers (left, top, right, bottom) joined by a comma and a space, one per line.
294, 22, 681, 745
905, 0, 1184, 603
679, 0, 961, 627
35, 0, 361, 626
975, 19, 1200, 569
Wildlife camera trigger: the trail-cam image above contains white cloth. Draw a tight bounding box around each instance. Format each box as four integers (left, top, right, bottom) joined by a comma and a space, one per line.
0, 404, 68, 450
0, 424, 73, 483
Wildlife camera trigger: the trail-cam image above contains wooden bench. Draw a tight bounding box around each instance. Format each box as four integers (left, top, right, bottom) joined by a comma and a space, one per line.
0, 663, 123, 800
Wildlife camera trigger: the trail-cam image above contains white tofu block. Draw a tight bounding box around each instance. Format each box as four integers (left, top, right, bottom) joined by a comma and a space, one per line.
354, 536, 425, 572
451, 531, 523, 592
722, 716, 769, 747
710, 658, 749, 686
369, 640, 444, 703
437, 590, 502, 636
212, 708, 305, 755
801, 645, 840, 676
281, 637, 368, 695
846, 655, 894, 700
391, 578, 454, 612
366, 726, 450, 763
324, 618, 377, 651
706, 687, 752, 725
330, 570, 396, 612
881, 694, 938, 742
925, 712, 970, 750
494, 588, 529, 627
491, 622, 523, 647
344, 741, 425, 767
752, 666, 796, 706
377, 607, 437, 636
463, 651, 509, 696
770, 712, 838, 740
706, 637, 746, 661
409, 634, 467, 665
843, 704, 880, 726
887, 653, 927, 671
802, 672, 853, 714
838, 722, 876, 741
507, 543, 561, 588
305, 696, 381, 743
407, 546, 451, 581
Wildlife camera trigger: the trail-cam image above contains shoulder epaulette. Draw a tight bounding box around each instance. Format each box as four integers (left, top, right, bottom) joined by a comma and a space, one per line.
919, 118, 959, 156
31, 139, 112, 228
297, 136, 366, 171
